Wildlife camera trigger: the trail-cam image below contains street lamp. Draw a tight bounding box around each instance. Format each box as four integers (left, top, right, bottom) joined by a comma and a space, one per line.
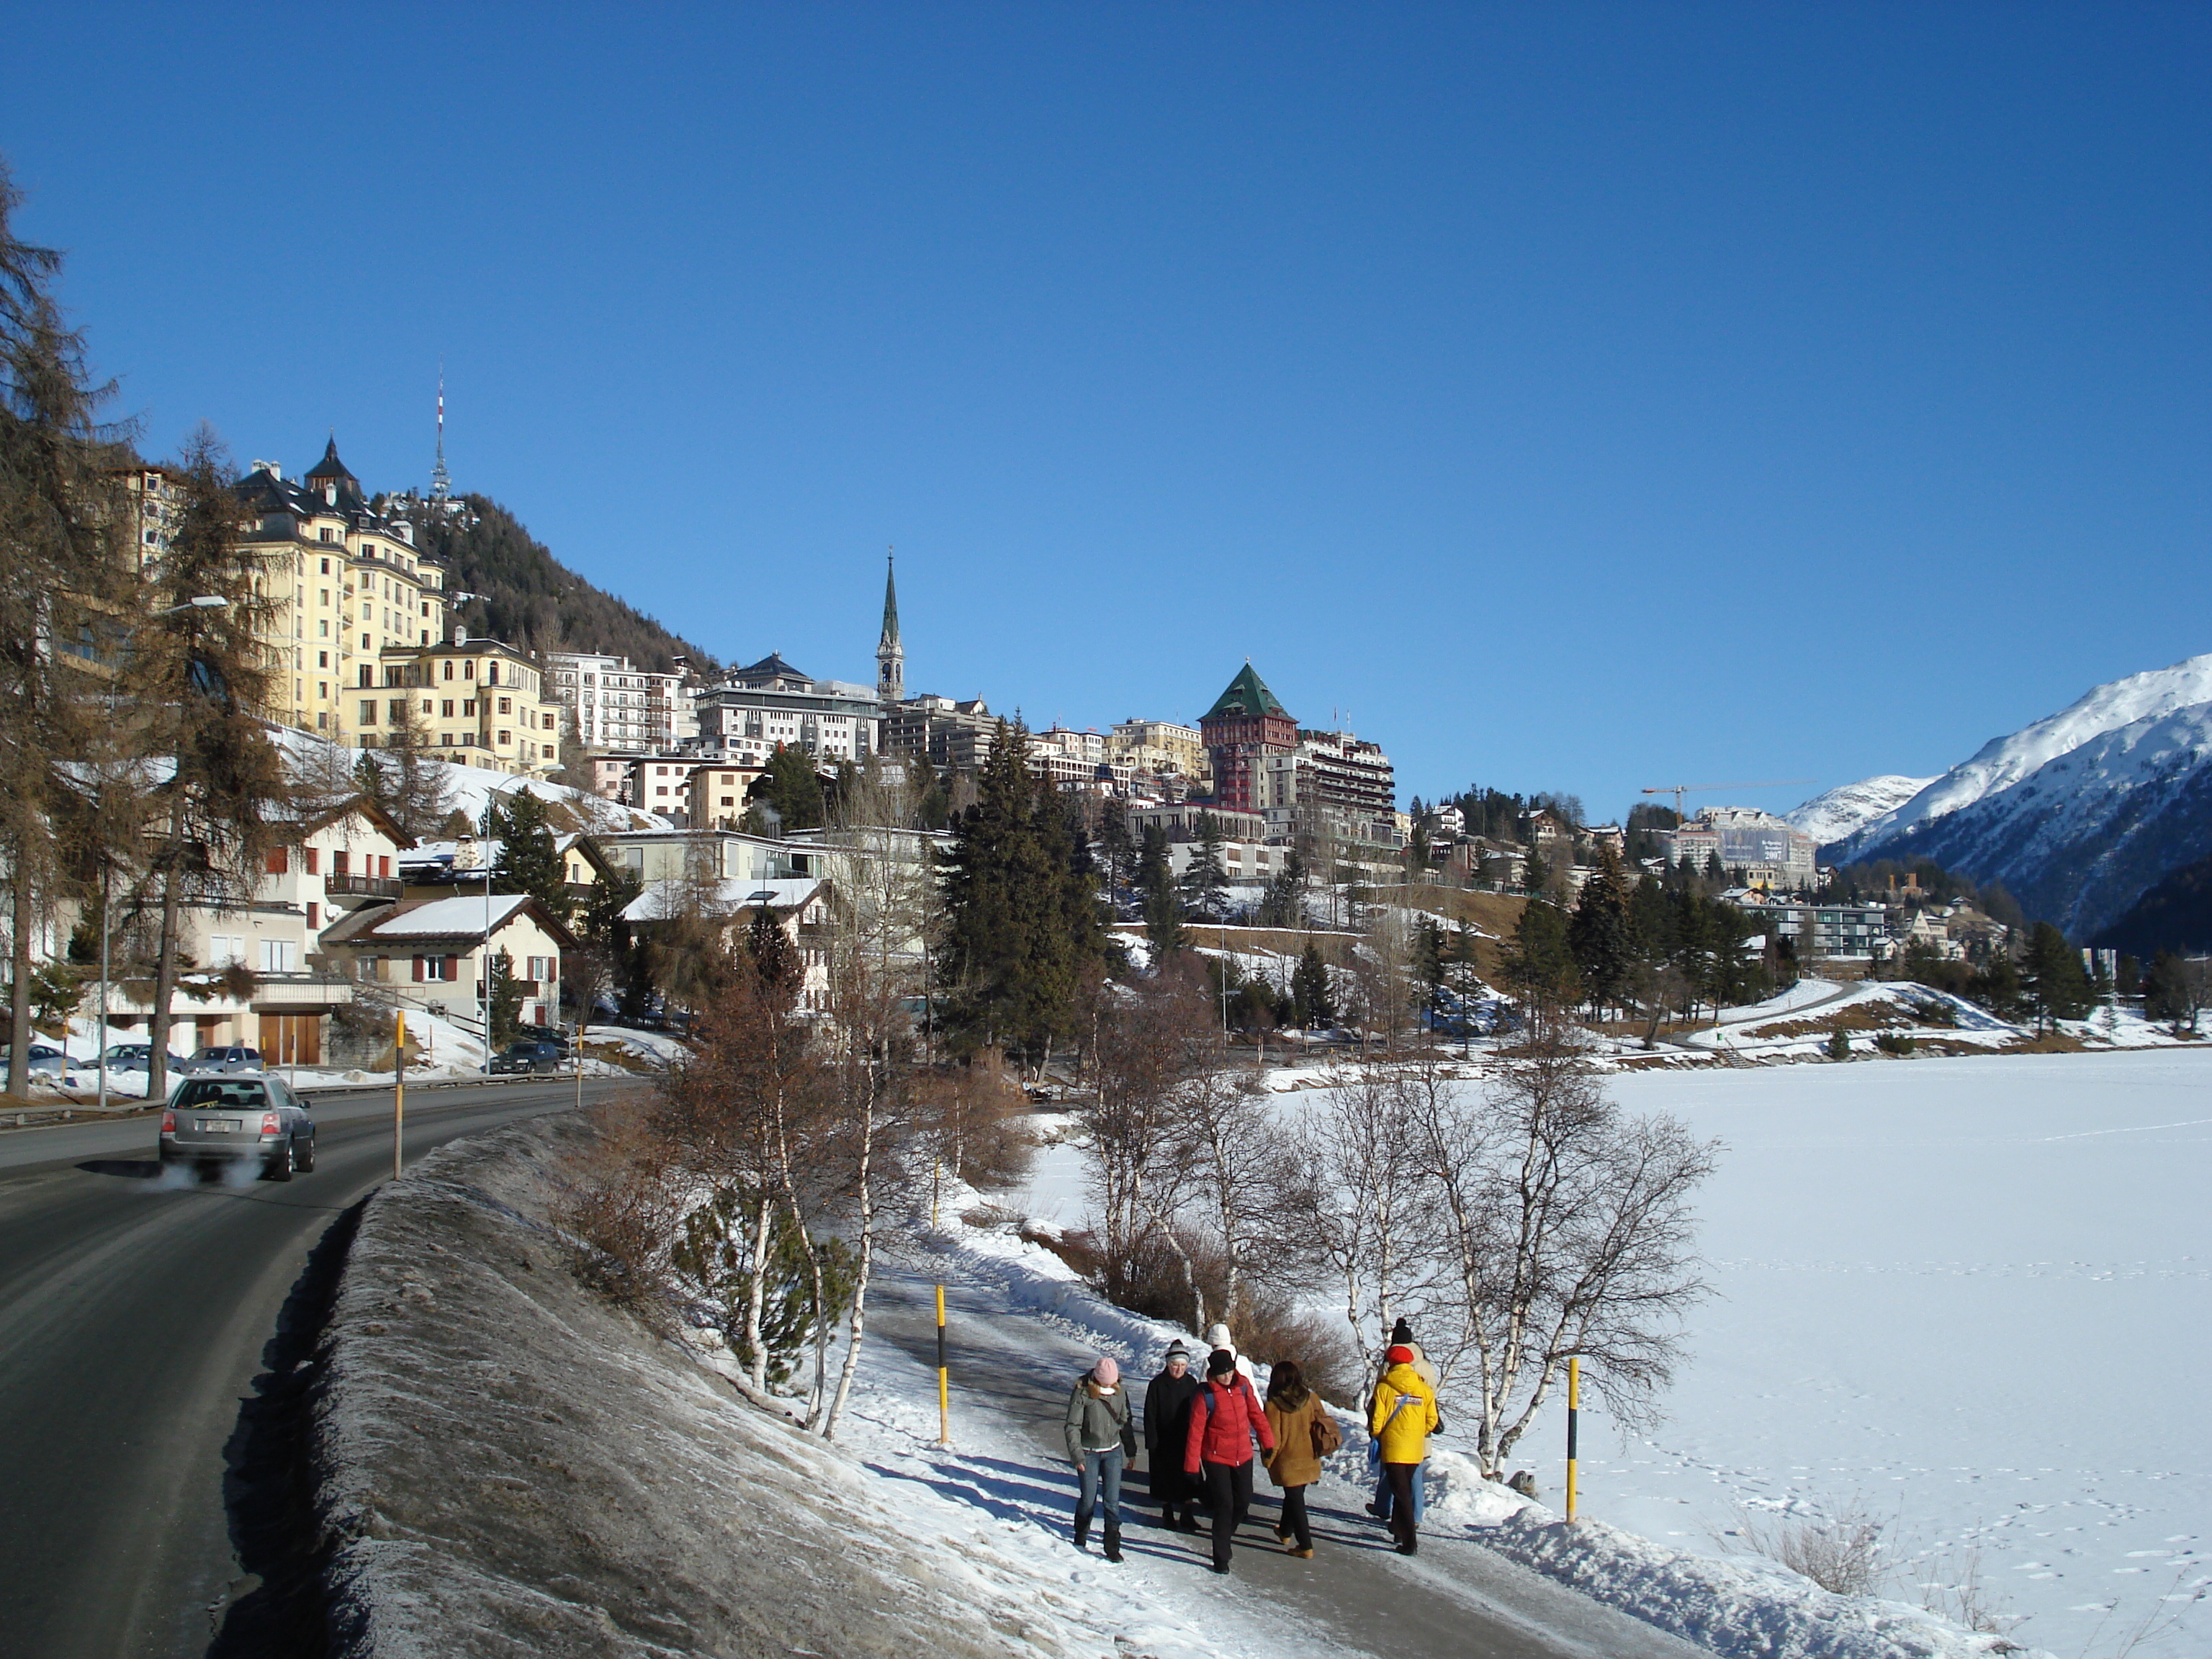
157, 595, 230, 616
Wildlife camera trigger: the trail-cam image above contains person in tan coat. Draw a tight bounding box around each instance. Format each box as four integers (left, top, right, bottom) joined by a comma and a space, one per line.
1262, 1359, 1339, 1557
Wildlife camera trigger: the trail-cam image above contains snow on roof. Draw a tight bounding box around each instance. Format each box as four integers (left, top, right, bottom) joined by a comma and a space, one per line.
621, 877, 822, 923
364, 895, 534, 938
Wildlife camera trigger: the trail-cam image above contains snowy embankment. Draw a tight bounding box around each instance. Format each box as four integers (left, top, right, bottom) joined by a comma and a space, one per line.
940, 1159, 2044, 1659
313, 1113, 1155, 1658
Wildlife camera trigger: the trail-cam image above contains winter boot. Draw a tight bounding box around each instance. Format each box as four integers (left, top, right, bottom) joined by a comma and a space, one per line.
1074, 1516, 1090, 1550
1103, 1524, 1123, 1564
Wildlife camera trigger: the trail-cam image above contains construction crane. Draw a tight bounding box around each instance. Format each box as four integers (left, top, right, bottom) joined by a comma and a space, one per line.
1640, 779, 1817, 819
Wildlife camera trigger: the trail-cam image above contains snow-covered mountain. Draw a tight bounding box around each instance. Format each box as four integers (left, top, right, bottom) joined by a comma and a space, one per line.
1784, 775, 1936, 846
1835, 654, 2212, 938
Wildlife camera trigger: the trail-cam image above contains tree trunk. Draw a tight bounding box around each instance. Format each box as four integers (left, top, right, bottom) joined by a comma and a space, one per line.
742, 1192, 773, 1392
821, 1077, 875, 1440
6, 873, 34, 1103
148, 867, 183, 1101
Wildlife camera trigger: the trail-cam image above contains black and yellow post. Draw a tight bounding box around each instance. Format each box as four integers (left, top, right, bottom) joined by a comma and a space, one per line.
1565, 1355, 1580, 1522
933, 1160, 950, 1444
935, 1284, 950, 1444
392, 1010, 408, 1180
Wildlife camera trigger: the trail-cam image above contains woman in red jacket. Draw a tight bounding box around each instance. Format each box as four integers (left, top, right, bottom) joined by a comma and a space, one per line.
1183, 1348, 1275, 1574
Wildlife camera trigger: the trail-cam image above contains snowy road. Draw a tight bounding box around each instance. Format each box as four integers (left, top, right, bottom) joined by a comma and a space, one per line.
859, 1256, 1705, 1659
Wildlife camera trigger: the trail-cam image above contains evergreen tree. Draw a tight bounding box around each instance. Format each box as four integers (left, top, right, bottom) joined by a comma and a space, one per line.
1521, 845, 1549, 896
490, 789, 571, 922
485, 948, 526, 1047
1291, 941, 1334, 1027
1095, 803, 1135, 900
758, 745, 824, 834
1179, 810, 1229, 920
1136, 821, 1184, 960
1568, 847, 1633, 1014
1414, 914, 1447, 1021
933, 722, 1102, 1063
742, 904, 801, 1006
0, 163, 139, 1097
1506, 902, 1579, 1006
358, 693, 454, 840
2023, 921, 2092, 1028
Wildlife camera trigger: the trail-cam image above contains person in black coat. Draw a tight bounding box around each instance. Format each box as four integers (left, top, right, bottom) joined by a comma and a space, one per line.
1143, 1342, 1202, 1530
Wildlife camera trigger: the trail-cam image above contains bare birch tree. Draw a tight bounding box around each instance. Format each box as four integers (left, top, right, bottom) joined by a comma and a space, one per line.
1406, 1014, 1718, 1471
819, 758, 935, 1439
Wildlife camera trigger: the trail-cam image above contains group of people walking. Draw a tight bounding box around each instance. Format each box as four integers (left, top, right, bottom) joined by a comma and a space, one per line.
1061, 1319, 1441, 1575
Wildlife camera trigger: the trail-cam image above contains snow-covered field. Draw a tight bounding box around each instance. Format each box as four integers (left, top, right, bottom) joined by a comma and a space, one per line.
1009, 1048, 2212, 1658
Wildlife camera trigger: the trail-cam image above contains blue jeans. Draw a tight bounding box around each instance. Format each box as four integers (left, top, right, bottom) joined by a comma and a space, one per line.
1373, 1459, 1426, 1523
1076, 1447, 1124, 1532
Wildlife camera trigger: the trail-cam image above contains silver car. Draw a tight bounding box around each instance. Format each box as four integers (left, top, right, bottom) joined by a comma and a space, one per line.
182, 1044, 264, 1075
159, 1075, 318, 1180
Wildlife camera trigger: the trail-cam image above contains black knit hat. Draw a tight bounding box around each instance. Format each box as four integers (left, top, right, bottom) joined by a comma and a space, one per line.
1390, 1317, 1414, 1346
1207, 1348, 1236, 1377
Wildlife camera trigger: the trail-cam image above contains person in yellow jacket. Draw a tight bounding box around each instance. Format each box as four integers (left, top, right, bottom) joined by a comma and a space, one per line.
1367, 1343, 1439, 1555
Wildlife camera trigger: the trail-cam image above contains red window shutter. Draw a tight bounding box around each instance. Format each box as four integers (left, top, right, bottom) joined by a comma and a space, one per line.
413, 957, 426, 983
307, 904, 319, 929
265, 847, 288, 875
333, 851, 349, 876
305, 848, 319, 875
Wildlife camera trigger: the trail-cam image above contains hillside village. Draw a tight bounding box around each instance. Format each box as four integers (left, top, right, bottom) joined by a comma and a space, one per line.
9, 434, 2200, 1100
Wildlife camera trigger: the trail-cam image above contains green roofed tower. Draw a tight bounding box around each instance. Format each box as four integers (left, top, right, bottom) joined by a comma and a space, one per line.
1199, 662, 1297, 814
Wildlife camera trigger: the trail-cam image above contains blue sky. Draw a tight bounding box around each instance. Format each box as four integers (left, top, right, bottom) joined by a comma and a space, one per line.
5, 4, 2206, 819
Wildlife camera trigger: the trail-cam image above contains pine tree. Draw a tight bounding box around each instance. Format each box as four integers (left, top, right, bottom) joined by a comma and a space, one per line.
490, 789, 570, 922
1179, 811, 1229, 920
1292, 941, 1334, 1027
485, 948, 525, 1047
1136, 822, 1184, 960
1414, 914, 1446, 1021
759, 745, 824, 834
938, 722, 1048, 1056
1506, 902, 1579, 1007
2023, 921, 2091, 1029
1568, 846, 1633, 1015
0, 163, 139, 1097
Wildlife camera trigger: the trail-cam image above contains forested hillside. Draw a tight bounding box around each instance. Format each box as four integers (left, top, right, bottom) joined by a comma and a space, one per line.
402, 494, 719, 674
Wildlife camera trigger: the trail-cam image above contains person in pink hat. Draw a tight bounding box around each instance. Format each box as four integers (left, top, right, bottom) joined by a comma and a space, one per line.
1064, 1354, 1134, 1562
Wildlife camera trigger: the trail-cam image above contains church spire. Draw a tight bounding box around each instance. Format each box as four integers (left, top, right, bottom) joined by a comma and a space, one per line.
876, 548, 904, 704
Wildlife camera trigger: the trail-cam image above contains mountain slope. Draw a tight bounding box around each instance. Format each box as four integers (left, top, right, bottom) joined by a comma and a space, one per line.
1837, 655, 2212, 854
2092, 850, 2212, 956
1785, 776, 1935, 846
1841, 678, 2212, 938
405, 495, 719, 675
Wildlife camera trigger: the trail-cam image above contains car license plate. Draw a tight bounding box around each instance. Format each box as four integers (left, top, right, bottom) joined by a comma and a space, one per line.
197, 1118, 240, 1133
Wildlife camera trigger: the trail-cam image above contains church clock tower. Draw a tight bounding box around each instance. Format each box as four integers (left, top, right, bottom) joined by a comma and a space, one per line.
876, 551, 904, 706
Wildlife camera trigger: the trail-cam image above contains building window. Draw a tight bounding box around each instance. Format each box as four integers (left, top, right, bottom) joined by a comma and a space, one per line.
498, 729, 511, 746
441, 699, 454, 717
264, 846, 289, 874
440, 733, 454, 746
498, 697, 512, 714
443, 661, 454, 682
306, 903, 318, 930
464, 661, 475, 681
462, 699, 476, 716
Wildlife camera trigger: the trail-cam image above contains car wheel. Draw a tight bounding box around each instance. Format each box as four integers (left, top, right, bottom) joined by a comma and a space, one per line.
295, 1134, 316, 1173
268, 1138, 295, 1182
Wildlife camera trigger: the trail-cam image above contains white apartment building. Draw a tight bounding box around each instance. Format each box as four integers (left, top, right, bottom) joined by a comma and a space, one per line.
545, 652, 697, 753
692, 655, 880, 766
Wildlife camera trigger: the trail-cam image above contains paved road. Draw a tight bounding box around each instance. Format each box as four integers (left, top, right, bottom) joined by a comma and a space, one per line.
0, 1076, 637, 1659
867, 1261, 1704, 1659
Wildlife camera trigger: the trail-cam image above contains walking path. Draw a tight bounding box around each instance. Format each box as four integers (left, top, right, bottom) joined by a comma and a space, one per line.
861, 1255, 1704, 1659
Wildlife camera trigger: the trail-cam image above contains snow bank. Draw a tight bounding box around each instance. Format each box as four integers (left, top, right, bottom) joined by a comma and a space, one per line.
1471, 1507, 2033, 1659
317, 1116, 1133, 1658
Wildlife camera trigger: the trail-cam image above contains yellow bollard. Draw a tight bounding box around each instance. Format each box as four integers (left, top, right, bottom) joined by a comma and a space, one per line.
1565, 1356, 1580, 1523
392, 1010, 407, 1180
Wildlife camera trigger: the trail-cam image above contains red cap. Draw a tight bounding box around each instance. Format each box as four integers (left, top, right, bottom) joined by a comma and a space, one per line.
1385, 1344, 1414, 1365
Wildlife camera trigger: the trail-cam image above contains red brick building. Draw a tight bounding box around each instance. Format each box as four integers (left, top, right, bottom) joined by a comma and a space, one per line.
1197, 663, 1297, 814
